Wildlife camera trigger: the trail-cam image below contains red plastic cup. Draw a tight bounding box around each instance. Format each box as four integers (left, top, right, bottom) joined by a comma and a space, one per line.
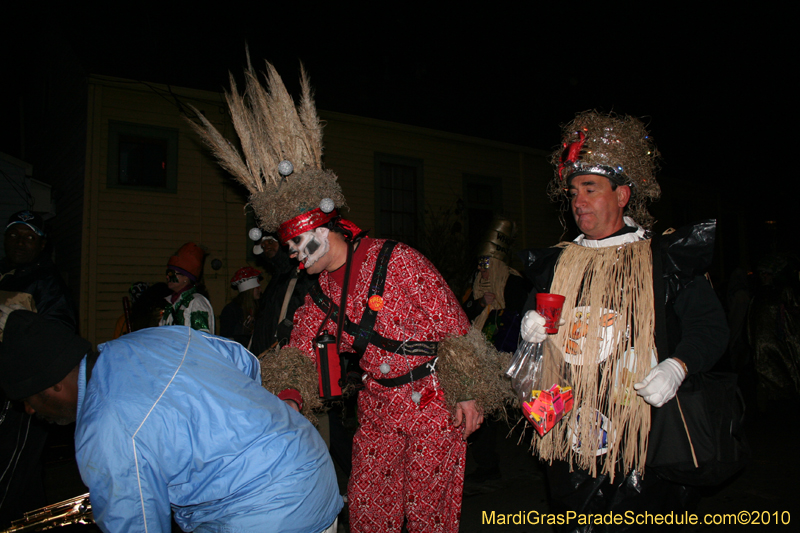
536, 293, 566, 334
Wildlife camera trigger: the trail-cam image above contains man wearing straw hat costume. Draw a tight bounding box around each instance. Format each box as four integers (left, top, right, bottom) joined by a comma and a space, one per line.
187, 57, 508, 533
463, 216, 529, 353
519, 111, 728, 528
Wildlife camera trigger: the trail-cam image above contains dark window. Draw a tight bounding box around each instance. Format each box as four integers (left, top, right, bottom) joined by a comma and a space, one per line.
108, 121, 178, 192
375, 154, 423, 246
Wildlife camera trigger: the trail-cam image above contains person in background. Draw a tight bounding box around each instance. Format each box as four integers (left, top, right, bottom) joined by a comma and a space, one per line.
159, 242, 214, 334
249, 236, 317, 356
462, 216, 529, 353
462, 216, 530, 488
748, 254, 800, 410
128, 283, 172, 333
0, 209, 77, 528
112, 281, 149, 338
220, 266, 262, 346
0, 210, 76, 330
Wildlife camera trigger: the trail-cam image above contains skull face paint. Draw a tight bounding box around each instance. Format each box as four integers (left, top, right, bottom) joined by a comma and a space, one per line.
287, 227, 330, 270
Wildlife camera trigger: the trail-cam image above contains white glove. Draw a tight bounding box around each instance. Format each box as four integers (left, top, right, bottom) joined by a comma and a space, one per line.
520, 310, 548, 343
633, 358, 687, 407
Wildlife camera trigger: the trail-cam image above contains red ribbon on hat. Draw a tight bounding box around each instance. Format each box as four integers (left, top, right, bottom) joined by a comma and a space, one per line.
278, 208, 366, 245
558, 131, 586, 181
278, 208, 338, 244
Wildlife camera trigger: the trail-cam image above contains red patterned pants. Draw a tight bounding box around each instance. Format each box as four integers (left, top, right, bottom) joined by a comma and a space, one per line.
347, 377, 466, 533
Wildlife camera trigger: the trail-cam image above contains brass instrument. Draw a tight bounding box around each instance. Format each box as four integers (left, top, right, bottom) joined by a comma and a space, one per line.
2, 494, 94, 532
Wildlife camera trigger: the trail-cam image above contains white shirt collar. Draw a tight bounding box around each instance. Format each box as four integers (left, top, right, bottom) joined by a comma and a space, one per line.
574, 217, 647, 248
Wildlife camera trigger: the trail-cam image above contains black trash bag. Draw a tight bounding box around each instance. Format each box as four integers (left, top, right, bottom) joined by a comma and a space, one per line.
658, 219, 716, 304
647, 372, 751, 487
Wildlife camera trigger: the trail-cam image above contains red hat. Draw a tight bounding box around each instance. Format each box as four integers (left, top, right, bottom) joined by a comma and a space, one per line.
231, 267, 262, 293
167, 243, 205, 281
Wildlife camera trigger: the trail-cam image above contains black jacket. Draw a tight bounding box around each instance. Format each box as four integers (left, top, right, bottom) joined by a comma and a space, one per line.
0, 256, 77, 332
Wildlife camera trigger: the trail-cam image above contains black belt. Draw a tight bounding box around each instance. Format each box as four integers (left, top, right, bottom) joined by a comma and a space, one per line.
374, 357, 437, 388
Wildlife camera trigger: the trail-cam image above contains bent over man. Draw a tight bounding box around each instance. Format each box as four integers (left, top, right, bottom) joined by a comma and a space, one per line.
0, 311, 342, 533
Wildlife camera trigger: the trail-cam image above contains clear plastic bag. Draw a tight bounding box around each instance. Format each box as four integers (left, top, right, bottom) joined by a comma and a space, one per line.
508, 341, 543, 403
506, 339, 533, 379
509, 339, 574, 436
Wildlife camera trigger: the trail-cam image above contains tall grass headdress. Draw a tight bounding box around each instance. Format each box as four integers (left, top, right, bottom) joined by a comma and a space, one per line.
187, 54, 361, 245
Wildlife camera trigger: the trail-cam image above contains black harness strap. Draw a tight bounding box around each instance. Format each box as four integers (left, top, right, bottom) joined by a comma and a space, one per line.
335, 240, 356, 353
374, 357, 437, 387
308, 240, 439, 358
350, 240, 396, 355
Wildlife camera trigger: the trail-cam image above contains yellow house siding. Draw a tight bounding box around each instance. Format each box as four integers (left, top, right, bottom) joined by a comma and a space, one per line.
80, 82, 103, 341
80, 76, 556, 342
82, 76, 249, 344
320, 111, 554, 250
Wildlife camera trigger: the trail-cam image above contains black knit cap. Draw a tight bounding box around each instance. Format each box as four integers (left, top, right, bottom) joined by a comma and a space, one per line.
0, 310, 90, 400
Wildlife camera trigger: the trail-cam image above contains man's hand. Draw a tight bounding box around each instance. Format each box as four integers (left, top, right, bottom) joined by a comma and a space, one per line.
482, 292, 495, 306
634, 358, 687, 407
520, 310, 548, 343
0, 303, 28, 334
521, 310, 566, 342
277, 388, 303, 412
454, 400, 483, 440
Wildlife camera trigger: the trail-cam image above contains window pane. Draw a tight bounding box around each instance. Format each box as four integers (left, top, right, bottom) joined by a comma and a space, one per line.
108, 121, 178, 192
118, 136, 168, 187
378, 160, 418, 245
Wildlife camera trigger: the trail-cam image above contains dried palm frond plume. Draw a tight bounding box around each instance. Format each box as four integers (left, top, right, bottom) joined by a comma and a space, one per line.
186, 52, 346, 233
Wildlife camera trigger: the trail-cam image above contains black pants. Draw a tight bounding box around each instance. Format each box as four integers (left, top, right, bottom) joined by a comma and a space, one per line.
546, 460, 700, 532
467, 418, 500, 473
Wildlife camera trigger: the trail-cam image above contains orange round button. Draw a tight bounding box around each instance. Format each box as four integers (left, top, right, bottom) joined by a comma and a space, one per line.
368, 295, 384, 311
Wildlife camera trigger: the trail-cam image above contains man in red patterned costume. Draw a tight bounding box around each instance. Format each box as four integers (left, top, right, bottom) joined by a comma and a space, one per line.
282, 217, 481, 533
189, 56, 483, 533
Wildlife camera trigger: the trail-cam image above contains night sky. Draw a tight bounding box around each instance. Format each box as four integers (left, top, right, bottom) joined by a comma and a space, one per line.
2, 4, 789, 264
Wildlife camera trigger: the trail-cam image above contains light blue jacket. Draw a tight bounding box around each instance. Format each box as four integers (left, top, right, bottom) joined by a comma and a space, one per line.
75, 327, 341, 533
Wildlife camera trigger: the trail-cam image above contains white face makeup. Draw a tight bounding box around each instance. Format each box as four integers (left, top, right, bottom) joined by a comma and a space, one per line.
287, 227, 330, 270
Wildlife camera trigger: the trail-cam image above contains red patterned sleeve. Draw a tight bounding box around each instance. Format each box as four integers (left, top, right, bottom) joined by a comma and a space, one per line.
286, 293, 322, 365
389, 243, 470, 339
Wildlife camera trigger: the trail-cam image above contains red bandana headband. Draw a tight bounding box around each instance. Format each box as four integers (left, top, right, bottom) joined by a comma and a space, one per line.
278, 208, 338, 244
